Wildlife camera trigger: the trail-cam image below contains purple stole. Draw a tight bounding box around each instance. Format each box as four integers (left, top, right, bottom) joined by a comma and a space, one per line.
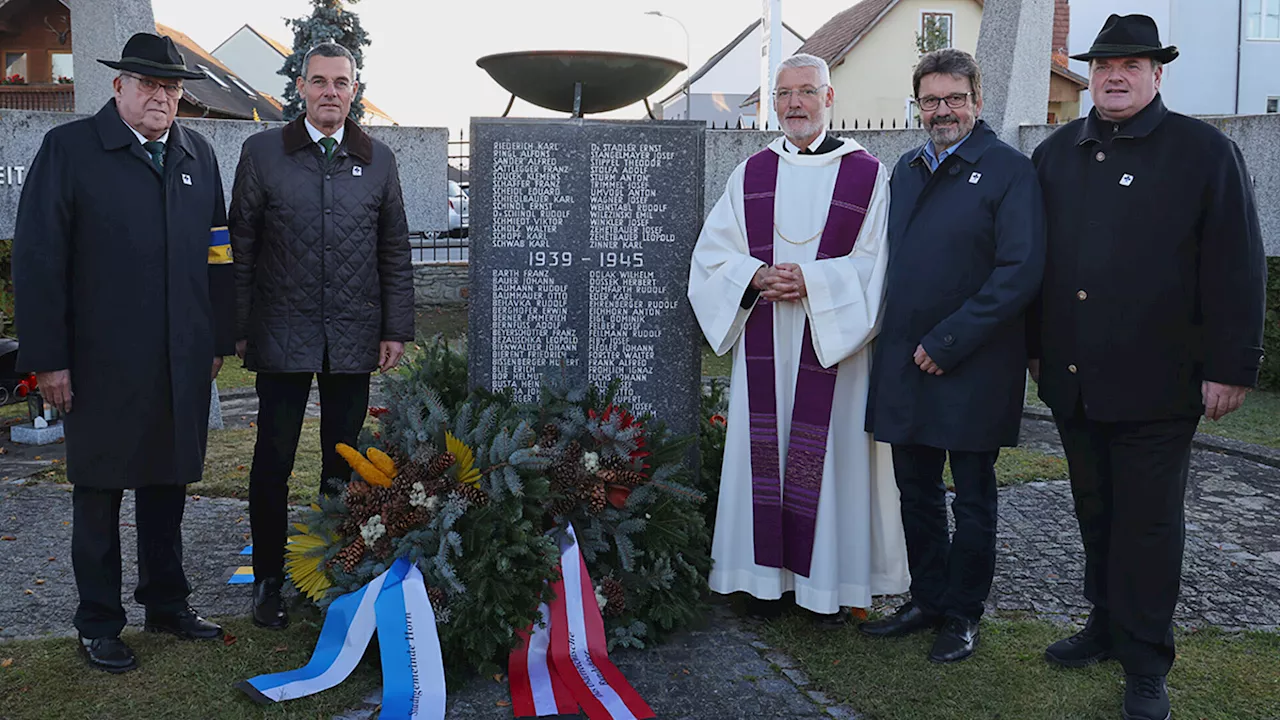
743, 146, 878, 577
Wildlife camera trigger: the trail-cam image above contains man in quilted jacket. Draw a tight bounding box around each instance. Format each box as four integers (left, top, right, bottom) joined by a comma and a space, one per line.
228, 40, 414, 630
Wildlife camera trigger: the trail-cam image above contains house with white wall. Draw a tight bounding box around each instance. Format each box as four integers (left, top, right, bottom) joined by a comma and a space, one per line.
212, 24, 398, 125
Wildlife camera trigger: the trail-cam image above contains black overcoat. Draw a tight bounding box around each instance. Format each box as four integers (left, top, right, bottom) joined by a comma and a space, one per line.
1029, 95, 1267, 421
12, 100, 235, 489
867, 121, 1046, 451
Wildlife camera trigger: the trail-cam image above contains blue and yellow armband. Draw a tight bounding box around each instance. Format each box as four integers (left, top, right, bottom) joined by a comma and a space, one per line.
209, 226, 232, 264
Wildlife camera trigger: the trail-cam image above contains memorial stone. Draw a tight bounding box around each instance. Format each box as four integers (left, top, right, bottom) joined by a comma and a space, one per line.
468, 119, 704, 437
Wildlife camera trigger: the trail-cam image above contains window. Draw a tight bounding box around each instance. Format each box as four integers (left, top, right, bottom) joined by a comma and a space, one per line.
1268, 97, 1279, 113
920, 11, 954, 51
4, 52, 27, 82
1247, 0, 1280, 39
228, 76, 256, 97
196, 64, 231, 90
51, 52, 73, 82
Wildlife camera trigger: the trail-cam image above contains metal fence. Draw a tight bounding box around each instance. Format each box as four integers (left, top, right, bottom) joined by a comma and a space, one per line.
410, 128, 472, 264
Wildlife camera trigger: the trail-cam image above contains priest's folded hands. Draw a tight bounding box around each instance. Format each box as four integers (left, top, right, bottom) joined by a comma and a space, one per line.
753, 263, 807, 302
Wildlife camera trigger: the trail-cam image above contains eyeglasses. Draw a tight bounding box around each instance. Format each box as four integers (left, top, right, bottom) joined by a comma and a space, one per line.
917, 92, 973, 111
122, 72, 183, 99
774, 85, 828, 102
308, 77, 353, 91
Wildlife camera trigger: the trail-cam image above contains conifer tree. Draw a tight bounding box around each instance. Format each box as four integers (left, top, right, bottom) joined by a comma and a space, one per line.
280, 0, 370, 122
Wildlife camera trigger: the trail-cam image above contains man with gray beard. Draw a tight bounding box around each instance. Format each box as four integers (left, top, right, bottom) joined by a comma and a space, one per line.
861, 49, 1045, 663
689, 53, 908, 627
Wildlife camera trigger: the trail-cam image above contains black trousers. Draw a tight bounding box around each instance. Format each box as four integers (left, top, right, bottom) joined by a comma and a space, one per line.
249, 371, 370, 579
72, 484, 190, 639
891, 445, 1000, 622
1054, 404, 1199, 676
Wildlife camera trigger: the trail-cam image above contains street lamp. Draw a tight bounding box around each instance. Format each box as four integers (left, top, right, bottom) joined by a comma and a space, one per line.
645, 10, 691, 122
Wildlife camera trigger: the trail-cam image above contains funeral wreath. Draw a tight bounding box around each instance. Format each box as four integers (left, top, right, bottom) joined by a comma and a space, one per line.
282, 341, 712, 679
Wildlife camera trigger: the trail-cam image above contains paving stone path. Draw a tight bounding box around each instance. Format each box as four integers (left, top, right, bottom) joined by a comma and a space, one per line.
2, 395, 1277, 718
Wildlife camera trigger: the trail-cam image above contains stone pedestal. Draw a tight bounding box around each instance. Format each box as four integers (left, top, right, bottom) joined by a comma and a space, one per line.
467, 119, 705, 438
10, 420, 64, 445
69, 0, 156, 114
975, 0, 1055, 144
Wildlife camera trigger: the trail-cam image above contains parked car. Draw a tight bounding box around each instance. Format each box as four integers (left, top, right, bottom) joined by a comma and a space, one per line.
447, 180, 469, 237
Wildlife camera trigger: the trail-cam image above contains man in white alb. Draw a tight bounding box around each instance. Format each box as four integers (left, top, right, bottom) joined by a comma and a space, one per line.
688, 54, 909, 623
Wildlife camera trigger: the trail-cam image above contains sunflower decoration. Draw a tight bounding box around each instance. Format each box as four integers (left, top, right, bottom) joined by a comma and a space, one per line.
285, 515, 337, 602
445, 432, 481, 487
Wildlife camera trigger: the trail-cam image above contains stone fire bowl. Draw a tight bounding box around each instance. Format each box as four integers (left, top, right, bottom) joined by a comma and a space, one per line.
476, 50, 686, 115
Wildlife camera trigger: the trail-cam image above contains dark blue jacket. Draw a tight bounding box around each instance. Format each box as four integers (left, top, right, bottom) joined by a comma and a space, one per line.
866, 120, 1046, 451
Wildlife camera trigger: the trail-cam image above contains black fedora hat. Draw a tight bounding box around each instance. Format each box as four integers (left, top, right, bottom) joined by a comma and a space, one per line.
1071, 14, 1178, 64
98, 32, 205, 80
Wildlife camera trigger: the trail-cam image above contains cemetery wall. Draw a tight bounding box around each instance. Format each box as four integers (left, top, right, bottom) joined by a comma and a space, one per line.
413, 263, 469, 306
0, 109, 448, 238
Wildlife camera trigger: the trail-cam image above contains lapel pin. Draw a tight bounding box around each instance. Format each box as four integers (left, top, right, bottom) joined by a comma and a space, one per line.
181, 173, 192, 186
1119, 173, 1134, 187
968, 172, 982, 184
352, 166, 363, 177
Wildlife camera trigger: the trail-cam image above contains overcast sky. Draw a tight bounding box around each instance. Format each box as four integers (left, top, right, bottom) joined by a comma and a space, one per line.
152, 0, 859, 132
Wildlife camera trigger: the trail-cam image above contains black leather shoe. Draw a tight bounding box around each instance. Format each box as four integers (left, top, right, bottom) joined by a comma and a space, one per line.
858, 602, 943, 638
1123, 674, 1171, 720
1045, 610, 1111, 668
929, 617, 980, 663
253, 577, 289, 630
144, 606, 223, 640
78, 635, 138, 674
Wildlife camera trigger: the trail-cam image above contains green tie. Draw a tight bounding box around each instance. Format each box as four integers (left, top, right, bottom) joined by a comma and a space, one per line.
143, 140, 165, 171
318, 136, 337, 160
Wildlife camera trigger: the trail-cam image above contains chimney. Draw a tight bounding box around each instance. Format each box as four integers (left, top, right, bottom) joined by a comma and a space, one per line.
1052, 0, 1071, 59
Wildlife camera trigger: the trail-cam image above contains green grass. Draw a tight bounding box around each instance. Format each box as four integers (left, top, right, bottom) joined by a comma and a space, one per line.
946, 447, 1067, 490
215, 361, 256, 391
191, 419, 325, 503
762, 614, 1280, 720
0, 615, 381, 720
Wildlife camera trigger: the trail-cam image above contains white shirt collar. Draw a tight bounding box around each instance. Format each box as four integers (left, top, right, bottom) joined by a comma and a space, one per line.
782, 129, 827, 154
305, 117, 345, 147
122, 118, 169, 147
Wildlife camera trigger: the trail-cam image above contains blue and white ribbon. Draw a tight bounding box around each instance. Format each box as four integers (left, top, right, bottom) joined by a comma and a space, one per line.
238, 557, 446, 719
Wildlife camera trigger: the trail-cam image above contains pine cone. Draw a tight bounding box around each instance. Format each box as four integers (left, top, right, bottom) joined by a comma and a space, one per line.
601, 577, 626, 618
333, 537, 366, 573
539, 423, 559, 448
426, 452, 456, 481
588, 481, 607, 514
456, 483, 488, 507
600, 454, 626, 472
550, 459, 581, 491
549, 495, 577, 518
427, 586, 447, 614
394, 461, 428, 494
596, 468, 620, 486
618, 470, 647, 488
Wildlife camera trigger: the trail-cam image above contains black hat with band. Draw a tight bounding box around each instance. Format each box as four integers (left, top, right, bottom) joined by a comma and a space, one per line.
1070, 14, 1179, 64
98, 32, 205, 80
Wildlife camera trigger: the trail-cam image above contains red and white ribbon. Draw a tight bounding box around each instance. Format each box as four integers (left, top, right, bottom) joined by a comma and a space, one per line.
509, 525, 655, 720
